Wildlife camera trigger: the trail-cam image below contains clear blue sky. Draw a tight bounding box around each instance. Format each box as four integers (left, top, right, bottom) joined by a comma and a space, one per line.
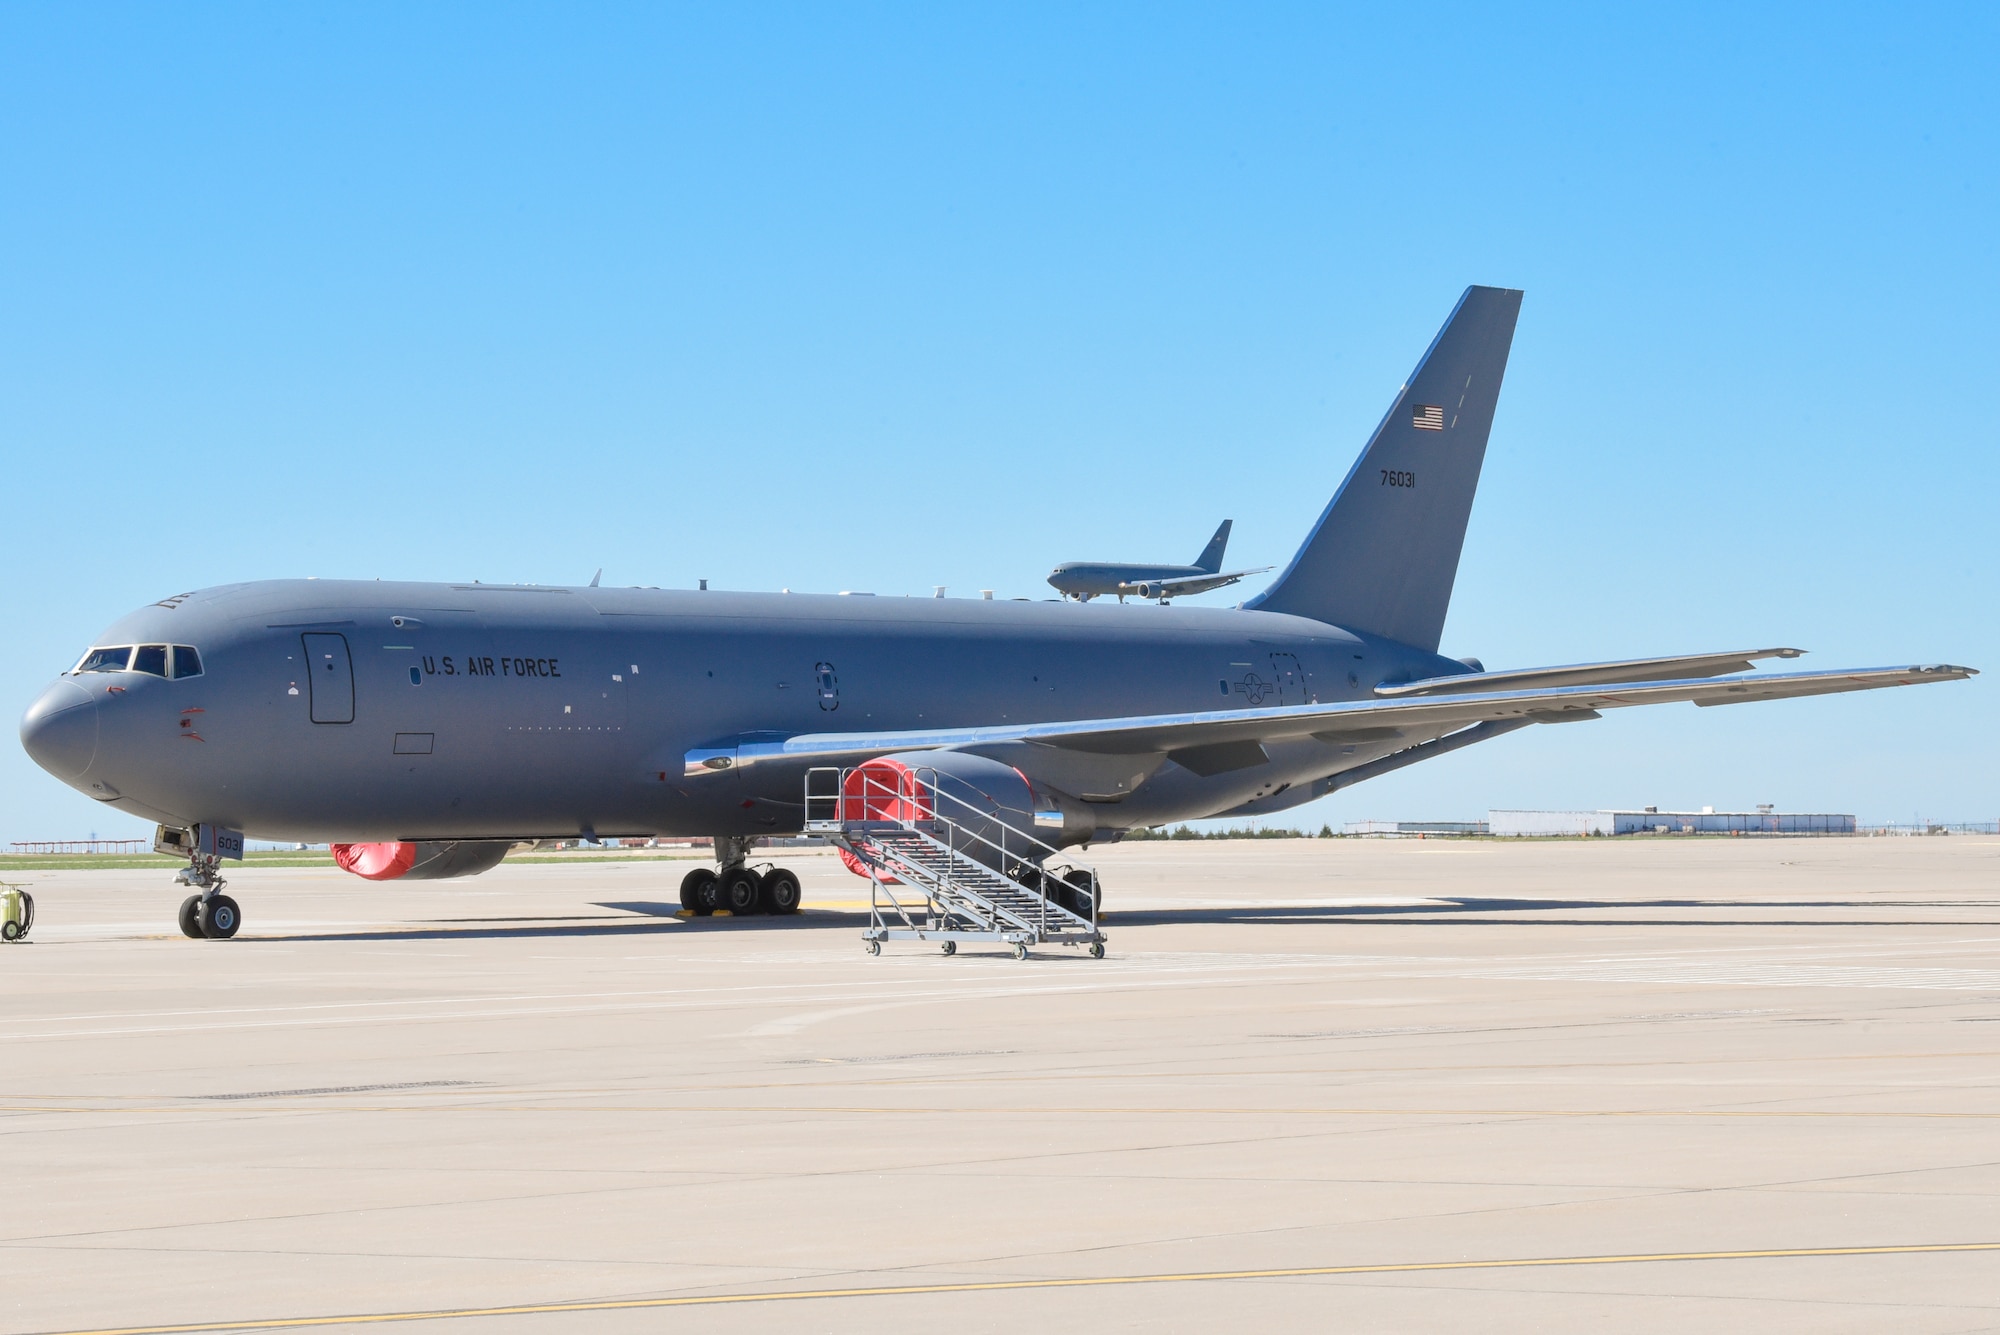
4, 4, 1995, 841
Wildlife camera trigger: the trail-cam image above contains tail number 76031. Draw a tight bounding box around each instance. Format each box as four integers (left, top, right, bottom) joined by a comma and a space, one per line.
1380, 469, 1416, 488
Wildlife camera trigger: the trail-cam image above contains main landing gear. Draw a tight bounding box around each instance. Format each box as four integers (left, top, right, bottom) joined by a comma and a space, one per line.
678, 836, 804, 920
174, 853, 241, 940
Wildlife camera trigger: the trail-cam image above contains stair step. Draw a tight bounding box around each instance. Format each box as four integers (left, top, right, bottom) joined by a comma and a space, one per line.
841, 821, 1095, 939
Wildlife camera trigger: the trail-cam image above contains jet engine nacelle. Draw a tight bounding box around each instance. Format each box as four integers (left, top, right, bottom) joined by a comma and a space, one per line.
331, 840, 513, 881
839, 750, 1073, 878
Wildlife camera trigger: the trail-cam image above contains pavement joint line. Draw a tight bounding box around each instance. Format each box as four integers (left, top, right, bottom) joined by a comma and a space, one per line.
8, 1104, 1997, 1118
28, 1243, 2000, 1334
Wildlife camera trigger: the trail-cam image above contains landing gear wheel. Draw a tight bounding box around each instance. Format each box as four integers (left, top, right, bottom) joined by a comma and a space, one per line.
720, 868, 763, 915
200, 894, 242, 940
1062, 870, 1098, 918
1089, 941, 1105, 959
679, 868, 717, 916
866, 939, 882, 956
940, 940, 956, 956
1012, 943, 1028, 961
178, 895, 204, 939
760, 868, 803, 915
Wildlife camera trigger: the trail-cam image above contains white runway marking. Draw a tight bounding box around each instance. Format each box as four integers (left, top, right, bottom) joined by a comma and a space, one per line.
1423, 957, 2000, 992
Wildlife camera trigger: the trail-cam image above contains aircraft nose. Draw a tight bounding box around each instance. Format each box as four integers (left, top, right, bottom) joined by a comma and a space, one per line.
20, 679, 98, 779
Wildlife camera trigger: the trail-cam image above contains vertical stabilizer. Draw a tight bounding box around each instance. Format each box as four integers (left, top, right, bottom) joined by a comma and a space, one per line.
1244, 286, 1522, 651
1192, 520, 1232, 574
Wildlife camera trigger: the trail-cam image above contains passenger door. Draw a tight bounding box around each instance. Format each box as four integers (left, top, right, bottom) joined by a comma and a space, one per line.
302, 633, 355, 724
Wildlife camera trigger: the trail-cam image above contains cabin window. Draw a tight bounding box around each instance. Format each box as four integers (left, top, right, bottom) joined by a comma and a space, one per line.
75, 646, 134, 673
171, 646, 204, 679
131, 645, 170, 678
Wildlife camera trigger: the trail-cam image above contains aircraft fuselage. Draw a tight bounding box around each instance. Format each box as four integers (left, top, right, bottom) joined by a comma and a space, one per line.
1047, 561, 1211, 600
25, 579, 1464, 844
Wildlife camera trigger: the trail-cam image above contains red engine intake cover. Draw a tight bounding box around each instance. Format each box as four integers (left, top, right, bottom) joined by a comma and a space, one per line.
331, 842, 419, 880
835, 758, 933, 882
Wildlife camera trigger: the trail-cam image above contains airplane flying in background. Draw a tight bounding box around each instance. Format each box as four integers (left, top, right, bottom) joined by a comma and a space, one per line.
19, 286, 1976, 944
1047, 520, 1274, 602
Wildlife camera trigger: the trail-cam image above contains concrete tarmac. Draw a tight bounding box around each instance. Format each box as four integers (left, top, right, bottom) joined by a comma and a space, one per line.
4, 835, 1999, 1333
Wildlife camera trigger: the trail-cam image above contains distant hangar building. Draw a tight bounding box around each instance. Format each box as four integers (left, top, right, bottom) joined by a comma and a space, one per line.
1343, 820, 1489, 837
1489, 807, 1856, 837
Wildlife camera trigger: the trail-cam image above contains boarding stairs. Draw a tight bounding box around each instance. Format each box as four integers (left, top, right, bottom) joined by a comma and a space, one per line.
804, 766, 1106, 959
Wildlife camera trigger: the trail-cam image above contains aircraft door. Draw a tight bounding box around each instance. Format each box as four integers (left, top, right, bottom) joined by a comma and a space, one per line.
302, 633, 355, 724
1268, 652, 1311, 705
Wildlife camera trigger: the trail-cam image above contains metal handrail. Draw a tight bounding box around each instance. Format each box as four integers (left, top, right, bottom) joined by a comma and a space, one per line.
804, 764, 1100, 932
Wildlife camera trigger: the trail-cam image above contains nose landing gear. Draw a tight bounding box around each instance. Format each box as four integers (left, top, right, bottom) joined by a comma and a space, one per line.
173, 853, 241, 940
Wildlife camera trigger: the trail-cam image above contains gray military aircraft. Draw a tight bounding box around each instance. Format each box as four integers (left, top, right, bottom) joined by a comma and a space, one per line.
19, 285, 1976, 944
1047, 520, 1273, 602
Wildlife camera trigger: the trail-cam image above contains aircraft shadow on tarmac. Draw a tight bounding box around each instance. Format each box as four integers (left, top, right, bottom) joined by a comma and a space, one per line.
249, 896, 1999, 942
1106, 897, 2000, 929
260, 902, 877, 943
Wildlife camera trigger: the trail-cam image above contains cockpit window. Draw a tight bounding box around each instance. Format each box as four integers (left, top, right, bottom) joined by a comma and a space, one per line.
75, 646, 134, 674
171, 645, 203, 679
132, 645, 169, 678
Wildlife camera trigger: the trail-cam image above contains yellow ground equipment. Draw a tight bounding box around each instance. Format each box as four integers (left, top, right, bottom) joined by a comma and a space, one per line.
1, 883, 33, 942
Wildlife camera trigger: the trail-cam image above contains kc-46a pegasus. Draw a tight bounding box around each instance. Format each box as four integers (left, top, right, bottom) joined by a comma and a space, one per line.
20, 287, 1975, 951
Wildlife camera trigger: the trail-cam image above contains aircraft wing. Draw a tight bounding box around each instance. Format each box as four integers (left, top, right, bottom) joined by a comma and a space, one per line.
700, 662, 1976, 796
1120, 566, 1275, 599
1375, 647, 1807, 697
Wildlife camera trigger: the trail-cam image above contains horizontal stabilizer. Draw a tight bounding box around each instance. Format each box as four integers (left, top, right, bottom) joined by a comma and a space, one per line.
1375, 647, 1807, 697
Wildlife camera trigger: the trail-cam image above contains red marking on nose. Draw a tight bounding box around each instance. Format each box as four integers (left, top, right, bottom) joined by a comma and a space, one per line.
181, 707, 205, 715
106, 686, 125, 694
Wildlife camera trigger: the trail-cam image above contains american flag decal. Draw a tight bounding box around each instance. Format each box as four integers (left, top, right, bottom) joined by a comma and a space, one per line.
1412, 404, 1445, 431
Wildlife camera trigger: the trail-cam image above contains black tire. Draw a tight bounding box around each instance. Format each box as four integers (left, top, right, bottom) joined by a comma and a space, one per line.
1062, 869, 1098, 918
720, 868, 762, 915
178, 895, 205, 939
761, 868, 803, 915
679, 868, 717, 916
19, 892, 32, 937
200, 894, 242, 940
1, 922, 18, 942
